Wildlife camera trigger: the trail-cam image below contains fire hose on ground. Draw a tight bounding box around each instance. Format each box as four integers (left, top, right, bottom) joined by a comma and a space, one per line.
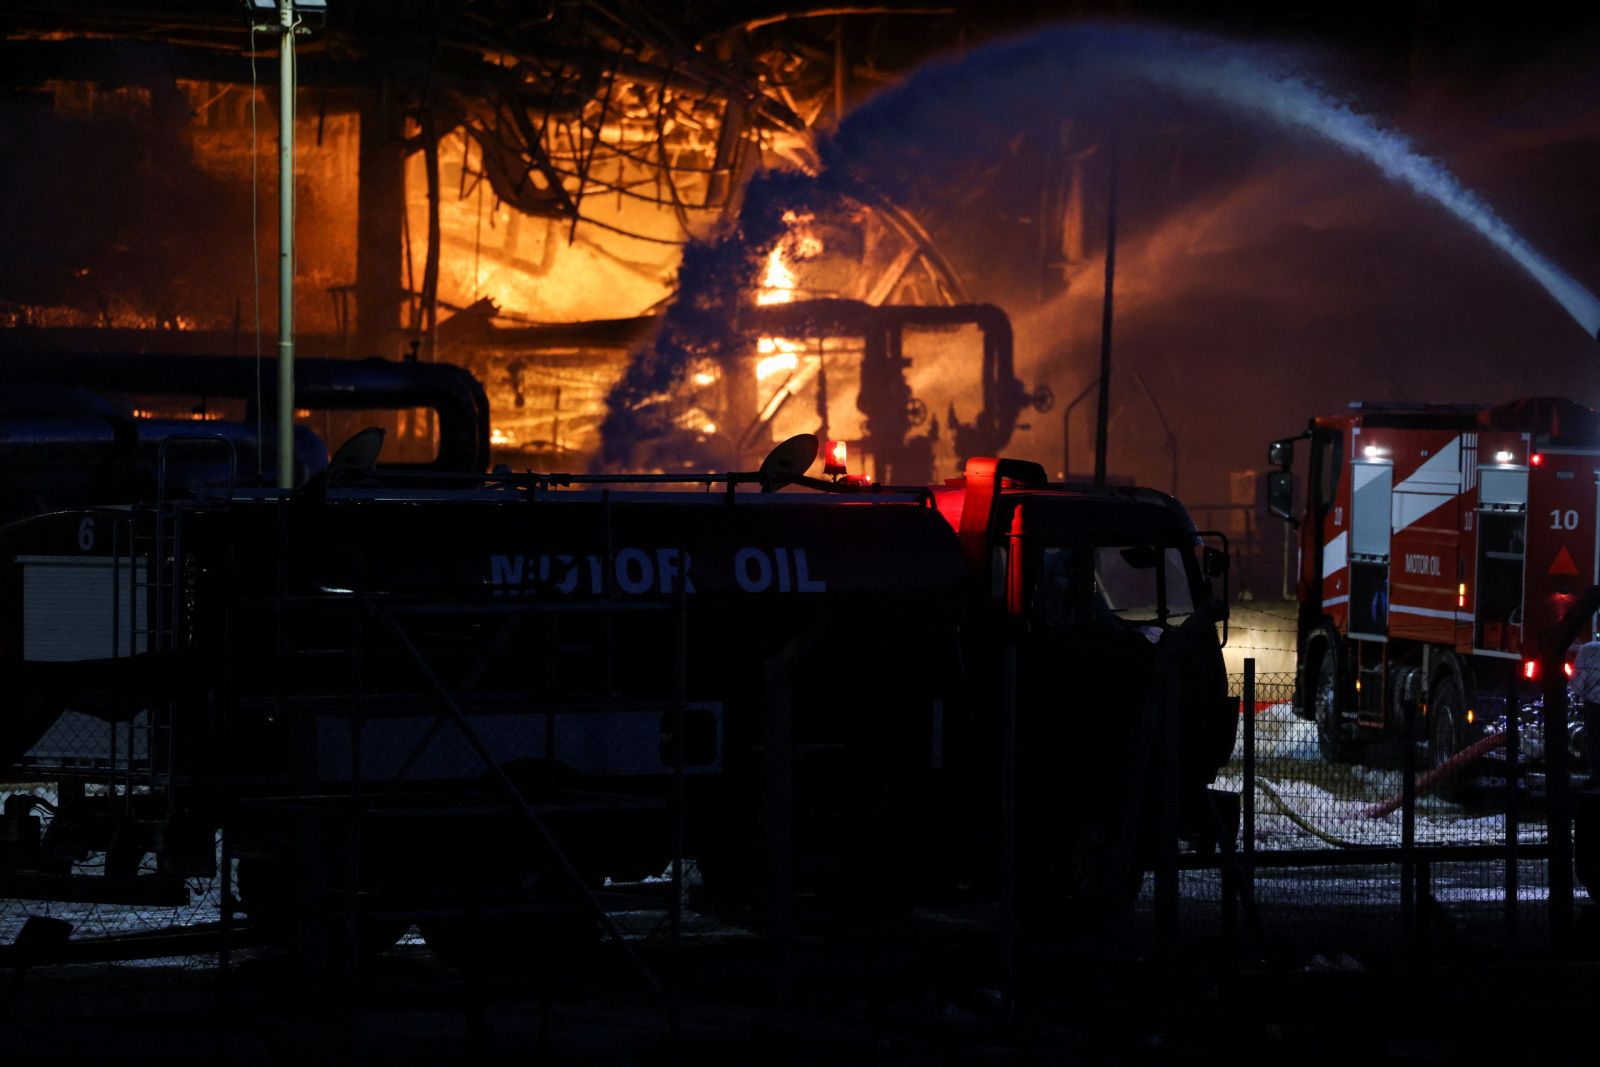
1360, 731, 1510, 819
1250, 731, 1511, 847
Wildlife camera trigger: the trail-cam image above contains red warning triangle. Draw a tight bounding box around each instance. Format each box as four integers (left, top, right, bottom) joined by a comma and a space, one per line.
1550, 545, 1581, 577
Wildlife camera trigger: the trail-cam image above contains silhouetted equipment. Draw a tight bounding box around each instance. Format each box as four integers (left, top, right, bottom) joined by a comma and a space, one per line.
0, 355, 490, 525
0, 421, 1234, 960
325, 427, 388, 488
757, 433, 818, 491
739, 300, 1049, 483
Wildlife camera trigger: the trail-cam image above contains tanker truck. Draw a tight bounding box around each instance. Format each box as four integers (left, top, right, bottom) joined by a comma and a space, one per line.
0, 434, 1236, 954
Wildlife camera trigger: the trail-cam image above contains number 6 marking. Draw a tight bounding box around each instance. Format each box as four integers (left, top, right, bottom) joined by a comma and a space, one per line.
77, 516, 95, 551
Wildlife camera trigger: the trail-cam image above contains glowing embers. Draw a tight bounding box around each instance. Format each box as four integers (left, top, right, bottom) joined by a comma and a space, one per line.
490, 426, 518, 447
131, 408, 224, 421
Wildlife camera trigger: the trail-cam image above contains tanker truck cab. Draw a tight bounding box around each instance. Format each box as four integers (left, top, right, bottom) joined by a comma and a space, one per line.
934, 458, 1239, 891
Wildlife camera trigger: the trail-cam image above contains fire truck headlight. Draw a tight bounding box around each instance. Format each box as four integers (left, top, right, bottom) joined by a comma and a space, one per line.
1494, 450, 1514, 464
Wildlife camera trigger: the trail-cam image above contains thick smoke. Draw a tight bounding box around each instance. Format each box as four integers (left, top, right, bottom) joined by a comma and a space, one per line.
600, 22, 1600, 490
598, 170, 832, 470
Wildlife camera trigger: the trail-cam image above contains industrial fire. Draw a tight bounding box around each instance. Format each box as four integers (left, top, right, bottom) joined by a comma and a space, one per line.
5, 2, 1600, 1060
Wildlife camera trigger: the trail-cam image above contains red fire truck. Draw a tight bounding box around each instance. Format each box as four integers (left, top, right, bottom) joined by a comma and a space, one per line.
1267, 398, 1599, 770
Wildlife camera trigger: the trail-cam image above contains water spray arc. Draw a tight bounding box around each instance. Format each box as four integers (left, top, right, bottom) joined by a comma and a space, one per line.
602, 23, 1600, 470
829, 24, 1600, 344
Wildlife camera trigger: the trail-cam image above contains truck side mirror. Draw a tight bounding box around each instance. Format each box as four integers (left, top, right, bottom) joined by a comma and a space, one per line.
1268, 438, 1296, 469
1267, 470, 1297, 525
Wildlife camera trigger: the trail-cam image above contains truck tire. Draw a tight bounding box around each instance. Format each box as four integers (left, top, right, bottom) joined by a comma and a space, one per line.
1427, 667, 1470, 803
1308, 629, 1356, 763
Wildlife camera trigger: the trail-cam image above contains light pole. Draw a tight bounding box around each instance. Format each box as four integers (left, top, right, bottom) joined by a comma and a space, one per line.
1092, 125, 1118, 487
272, 0, 305, 488
1062, 378, 1098, 480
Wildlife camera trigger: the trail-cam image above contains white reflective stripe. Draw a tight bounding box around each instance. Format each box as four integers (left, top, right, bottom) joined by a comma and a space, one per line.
1392, 491, 1455, 532
1387, 436, 1461, 532
1472, 649, 1522, 661
1390, 603, 1472, 622
1321, 594, 1350, 608
1322, 531, 1347, 578
1351, 463, 1389, 491
1394, 437, 1462, 493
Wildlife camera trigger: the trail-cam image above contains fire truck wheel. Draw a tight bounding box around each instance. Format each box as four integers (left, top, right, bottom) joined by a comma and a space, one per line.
1428, 670, 1469, 801
1310, 631, 1356, 763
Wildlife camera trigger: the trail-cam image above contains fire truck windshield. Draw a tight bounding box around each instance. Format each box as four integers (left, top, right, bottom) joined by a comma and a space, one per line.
1092, 545, 1196, 626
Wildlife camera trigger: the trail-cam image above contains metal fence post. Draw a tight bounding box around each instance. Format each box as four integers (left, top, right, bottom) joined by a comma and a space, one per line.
1536, 585, 1600, 956
1000, 638, 1018, 1016
669, 568, 686, 1060
1234, 659, 1256, 948
1543, 663, 1575, 955
1154, 653, 1181, 953
764, 643, 795, 1005
1242, 661, 1255, 869
1505, 671, 1519, 944
1401, 697, 1417, 950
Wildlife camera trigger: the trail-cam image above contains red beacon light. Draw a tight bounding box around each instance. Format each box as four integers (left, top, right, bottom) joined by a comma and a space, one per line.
1522, 659, 1539, 680
1531, 453, 1544, 467
823, 439, 848, 478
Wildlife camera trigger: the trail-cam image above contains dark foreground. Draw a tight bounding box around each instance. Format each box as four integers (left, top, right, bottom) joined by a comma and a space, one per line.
5, 885, 1600, 1066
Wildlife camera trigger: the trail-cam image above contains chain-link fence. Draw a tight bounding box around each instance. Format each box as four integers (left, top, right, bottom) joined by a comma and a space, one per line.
1177, 663, 1590, 957
6, 638, 1596, 1042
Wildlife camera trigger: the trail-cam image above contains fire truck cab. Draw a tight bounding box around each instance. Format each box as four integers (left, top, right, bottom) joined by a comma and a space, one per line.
1268, 397, 1600, 772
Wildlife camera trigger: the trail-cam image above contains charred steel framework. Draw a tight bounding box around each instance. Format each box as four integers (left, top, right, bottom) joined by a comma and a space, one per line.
1, 4, 978, 365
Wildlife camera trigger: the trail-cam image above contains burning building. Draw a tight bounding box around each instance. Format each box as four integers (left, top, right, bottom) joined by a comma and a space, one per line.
0, 4, 1057, 487
3, 3, 1599, 526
